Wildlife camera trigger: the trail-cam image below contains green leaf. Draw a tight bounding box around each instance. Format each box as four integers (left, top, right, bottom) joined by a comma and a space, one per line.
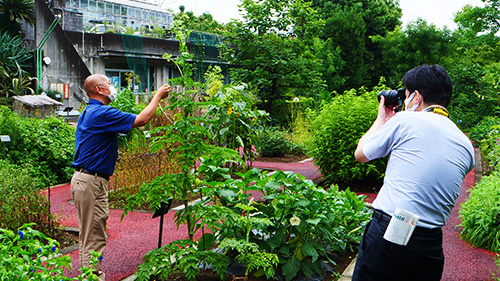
197, 233, 216, 251
282, 256, 301, 281
301, 240, 319, 262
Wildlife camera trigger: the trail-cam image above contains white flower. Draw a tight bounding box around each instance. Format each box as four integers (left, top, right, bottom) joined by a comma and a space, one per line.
290, 215, 301, 226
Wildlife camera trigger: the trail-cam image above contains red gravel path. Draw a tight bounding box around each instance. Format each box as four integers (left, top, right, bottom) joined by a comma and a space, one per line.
46, 157, 497, 280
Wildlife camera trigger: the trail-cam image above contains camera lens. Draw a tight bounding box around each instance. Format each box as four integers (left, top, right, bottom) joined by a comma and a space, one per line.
378, 89, 406, 106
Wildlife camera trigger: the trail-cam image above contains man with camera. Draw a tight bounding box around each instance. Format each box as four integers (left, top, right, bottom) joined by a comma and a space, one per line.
352, 64, 474, 281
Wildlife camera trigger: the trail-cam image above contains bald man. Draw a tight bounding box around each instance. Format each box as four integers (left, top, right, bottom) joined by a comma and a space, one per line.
71, 74, 170, 280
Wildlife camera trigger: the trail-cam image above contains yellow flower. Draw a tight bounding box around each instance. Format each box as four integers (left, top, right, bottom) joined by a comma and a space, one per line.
290, 215, 301, 226
227, 108, 233, 114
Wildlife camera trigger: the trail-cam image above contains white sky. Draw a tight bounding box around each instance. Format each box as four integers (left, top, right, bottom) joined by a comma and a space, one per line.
159, 0, 486, 30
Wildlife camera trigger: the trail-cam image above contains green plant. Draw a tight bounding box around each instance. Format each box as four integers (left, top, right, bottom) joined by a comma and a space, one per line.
121, 21, 243, 241
0, 223, 98, 280
257, 126, 293, 157
42, 89, 63, 101
0, 159, 54, 232
478, 125, 500, 171
0, 106, 76, 186
468, 116, 500, 145
205, 68, 268, 166
459, 171, 500, 253
134, 239, 228, 281
200, 169, 371, 281
0, 32, 33, 99
492, 253, 500, 281
109, 73, 149, 151
307, 88, 387, 186
219, 237, 279, 279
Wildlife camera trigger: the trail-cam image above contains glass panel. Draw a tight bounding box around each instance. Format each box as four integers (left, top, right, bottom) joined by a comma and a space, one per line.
105, 2, 112, 13
89, 0, 96, 11
142, 10, 147, 20
80, 0, 88, 9
97, 1, 104, 12
114, 4, 120, 15
121, 6, 127, 16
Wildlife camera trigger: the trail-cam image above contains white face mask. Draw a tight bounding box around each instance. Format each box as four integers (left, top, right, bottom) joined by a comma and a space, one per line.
404, 92, 419, 112
101, 85, 118, 102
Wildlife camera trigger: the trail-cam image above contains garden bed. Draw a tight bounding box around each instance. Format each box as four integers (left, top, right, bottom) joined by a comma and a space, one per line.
161, 248, 357, 281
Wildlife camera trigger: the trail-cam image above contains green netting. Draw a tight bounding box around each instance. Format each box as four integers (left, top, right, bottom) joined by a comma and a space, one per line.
121, 34, 148, 91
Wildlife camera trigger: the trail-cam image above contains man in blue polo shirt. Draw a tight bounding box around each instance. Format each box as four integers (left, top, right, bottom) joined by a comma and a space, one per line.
71, 74, 170, 280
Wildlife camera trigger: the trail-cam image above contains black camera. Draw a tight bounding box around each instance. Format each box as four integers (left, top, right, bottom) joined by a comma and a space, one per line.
378, 88, 406, 110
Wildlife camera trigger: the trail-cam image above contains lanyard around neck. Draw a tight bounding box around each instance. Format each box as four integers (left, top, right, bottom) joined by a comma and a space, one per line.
423, 105, 449, 118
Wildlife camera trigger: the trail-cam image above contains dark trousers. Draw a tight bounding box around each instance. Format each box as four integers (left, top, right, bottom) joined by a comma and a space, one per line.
352, 210, 444, 281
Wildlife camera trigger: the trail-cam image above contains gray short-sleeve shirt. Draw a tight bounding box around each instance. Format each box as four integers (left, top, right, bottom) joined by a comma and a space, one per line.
363, 111, 474, 228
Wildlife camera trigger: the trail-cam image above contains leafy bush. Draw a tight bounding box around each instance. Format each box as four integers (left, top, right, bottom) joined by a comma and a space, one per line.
257, 127, 293, 157
0, 106, 75, 186
133, 169, 371, 281
478, 125, 500, 171
307, 89, 387, 186
203, 66, 268, 166
42, 89, 63, 102
0, 160, 52, 231
201, 170, 371, 281
0, 223, 98, 280
459, 171, 500, 253
468, 116, 500, 146
448, 64, 499, 130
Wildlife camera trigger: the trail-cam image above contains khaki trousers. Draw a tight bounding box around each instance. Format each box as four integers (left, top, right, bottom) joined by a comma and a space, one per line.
71, 171, 109, 281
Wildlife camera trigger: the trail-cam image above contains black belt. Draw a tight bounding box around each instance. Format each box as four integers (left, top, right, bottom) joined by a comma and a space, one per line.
372, 209, 442, 234
76, 168, 110, 181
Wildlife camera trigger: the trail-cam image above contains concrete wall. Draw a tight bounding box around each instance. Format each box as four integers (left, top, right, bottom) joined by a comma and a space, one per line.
34, 0, 229, 112
36, 0, 91, 109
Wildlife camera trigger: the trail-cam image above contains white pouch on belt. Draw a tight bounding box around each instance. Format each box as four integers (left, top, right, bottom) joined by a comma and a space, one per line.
383, 208, 420, 246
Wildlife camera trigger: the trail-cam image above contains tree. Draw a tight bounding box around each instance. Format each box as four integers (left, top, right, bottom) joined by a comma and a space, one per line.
222, 0, 327, 125
0, 0, 34, 36
454, 1, 500, 35
444, 1, 500, 129
373, 19, 453, 87
312, 0, 401, 93
174, 10, 229, 35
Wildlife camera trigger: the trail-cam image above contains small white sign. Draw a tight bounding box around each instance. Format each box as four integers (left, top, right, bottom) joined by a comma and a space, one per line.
0, 135, 11, 142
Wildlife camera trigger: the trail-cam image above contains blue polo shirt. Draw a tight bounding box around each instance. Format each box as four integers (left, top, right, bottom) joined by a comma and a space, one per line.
72, 99, 136, 175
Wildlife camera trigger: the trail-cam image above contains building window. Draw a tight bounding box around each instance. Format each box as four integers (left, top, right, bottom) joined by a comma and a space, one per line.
69, 0, 79, 8
113, 4, 120, 15
105, 2, 112, 14
98, 1, 104, 12
81, 0, 88, 10
88, 0, 96, 11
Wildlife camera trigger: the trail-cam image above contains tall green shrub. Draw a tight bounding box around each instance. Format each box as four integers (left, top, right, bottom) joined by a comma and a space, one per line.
468, 116, 500, 146
257, 127, 293, 157
0, 160, 55, 233
459, 171, 500, 253
307, 89, 387, 186
478, 124, 500, 171
0, 106, 75, 186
